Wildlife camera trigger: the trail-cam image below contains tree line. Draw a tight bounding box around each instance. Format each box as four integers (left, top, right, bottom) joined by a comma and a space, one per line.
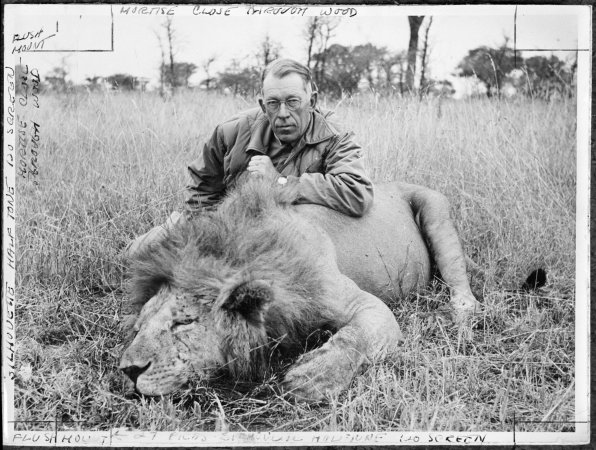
33, 16, 576, 101
456, 37, 576, 100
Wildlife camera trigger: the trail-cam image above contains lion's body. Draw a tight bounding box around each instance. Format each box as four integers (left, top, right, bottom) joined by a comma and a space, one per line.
120, 179, 474, 401
298, 182, 431, 299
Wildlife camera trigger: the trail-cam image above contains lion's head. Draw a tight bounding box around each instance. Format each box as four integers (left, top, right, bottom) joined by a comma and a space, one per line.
120, 180, 333, 396
120, 279, 278, 395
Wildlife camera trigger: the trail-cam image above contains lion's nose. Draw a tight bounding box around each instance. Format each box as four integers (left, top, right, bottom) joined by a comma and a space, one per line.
121, 363, 151, 384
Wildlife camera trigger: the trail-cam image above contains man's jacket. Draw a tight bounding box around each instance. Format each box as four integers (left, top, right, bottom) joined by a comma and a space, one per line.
185, 107, 374, 217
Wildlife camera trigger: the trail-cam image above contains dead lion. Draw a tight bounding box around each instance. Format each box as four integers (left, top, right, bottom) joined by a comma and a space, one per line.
120, 179, 480, 401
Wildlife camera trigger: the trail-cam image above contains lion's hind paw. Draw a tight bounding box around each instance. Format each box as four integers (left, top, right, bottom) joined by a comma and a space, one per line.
423, 302, 483, 329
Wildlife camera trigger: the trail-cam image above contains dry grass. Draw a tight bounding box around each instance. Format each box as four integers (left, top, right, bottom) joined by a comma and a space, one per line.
13, 90, 576, 432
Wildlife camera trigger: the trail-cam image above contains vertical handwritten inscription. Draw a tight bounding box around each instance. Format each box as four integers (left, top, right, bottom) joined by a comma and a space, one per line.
5, 184, 15, 268
14, 60, 41, 186
16, 114, 28, 180
4, 282, 16, 381
4, 54, 19, 436
5, 67, 15, 169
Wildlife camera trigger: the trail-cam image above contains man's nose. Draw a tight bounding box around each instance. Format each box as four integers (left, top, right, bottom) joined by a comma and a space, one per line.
277, 102, 290, 117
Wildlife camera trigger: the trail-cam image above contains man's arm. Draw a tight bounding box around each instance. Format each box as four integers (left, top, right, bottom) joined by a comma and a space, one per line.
291, 132, 374, 217
185, 125, 227, 213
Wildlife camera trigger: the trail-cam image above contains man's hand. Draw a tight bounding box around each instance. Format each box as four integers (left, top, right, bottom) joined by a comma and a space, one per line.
247, 155, 280, 181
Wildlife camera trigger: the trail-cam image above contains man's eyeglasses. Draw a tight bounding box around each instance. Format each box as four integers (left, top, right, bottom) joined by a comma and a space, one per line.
264, 98, 303, 113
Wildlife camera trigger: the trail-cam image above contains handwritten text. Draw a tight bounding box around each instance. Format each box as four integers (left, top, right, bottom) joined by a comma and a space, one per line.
12, 27, 56, 53
5, 67, 15, 135
320, 7, 358, 17
246, 5, 308, 16
120, 5, 176, 15
4, 282, 16, 380
193, 6, 239, 16
14, 61, 41, 185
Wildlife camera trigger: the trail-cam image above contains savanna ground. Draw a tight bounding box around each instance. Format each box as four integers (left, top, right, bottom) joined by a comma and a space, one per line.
13, 90, 577, 433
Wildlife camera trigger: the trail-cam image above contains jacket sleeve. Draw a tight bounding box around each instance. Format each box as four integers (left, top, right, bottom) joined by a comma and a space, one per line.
185, 125, 226, 213
291, 132, 374, 217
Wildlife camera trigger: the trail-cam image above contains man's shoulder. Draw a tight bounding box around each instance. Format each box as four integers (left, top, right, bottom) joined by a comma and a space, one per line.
313, 108, 346, 137
218, 107, 263, 129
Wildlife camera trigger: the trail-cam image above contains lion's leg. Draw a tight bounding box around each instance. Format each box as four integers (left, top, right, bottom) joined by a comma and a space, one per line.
282, 285, 403, 402
398, 183, 482, 323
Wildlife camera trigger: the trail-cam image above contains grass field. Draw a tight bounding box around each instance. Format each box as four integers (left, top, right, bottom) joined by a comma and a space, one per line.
13, 90, 577, 432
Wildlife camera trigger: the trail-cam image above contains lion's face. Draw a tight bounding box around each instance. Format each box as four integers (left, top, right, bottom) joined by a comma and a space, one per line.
120, 280, 274, 396
119, 286, 225, 395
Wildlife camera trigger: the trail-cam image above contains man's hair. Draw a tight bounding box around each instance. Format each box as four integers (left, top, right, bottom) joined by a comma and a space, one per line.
261, 58, 317, 93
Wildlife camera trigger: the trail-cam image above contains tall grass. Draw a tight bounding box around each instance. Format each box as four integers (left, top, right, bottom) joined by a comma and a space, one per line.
14, 90, 576, 432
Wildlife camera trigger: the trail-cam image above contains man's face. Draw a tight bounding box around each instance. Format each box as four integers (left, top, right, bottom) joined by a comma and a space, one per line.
260, 73, 317, 144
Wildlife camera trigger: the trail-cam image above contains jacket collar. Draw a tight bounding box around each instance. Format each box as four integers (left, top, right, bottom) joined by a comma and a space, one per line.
246, 108, 336, 154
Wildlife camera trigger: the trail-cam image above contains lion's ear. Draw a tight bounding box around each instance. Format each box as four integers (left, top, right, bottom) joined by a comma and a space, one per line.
219, 280, 273, 324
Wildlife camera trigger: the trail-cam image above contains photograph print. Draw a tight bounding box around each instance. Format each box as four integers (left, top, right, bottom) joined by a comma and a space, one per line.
2, 3, 590, 447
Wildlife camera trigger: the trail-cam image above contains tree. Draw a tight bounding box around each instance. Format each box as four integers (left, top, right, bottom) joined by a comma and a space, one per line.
519, 55, 574, 100
316, 44, 360, 96
305, 17, 339, 90
352, 43, 387, 87
304, 17, 320, 69
164, 18, 176, 89
154, 29, 167, 95
154, 18, 197, 92
85, 76, 104, 92
155, 17, 188, 93
406, 16, 424, 92
428, 79, 455, 98
377, 51, 406, 92
160, 62, 197, 89
105, 74, 138, 91
456, 39, 517, 97
45, 57, 70, 93
418, 17, 433, 96
45, 66, 69, 93
256, 34, 282, 67
309, 36, 418, 98
311, 43, 392, 97
217, 60, 260, 96
201, 56, 216, 90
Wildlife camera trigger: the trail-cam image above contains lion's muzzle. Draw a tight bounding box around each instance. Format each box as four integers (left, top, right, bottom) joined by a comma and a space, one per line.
120, 362, 151, 385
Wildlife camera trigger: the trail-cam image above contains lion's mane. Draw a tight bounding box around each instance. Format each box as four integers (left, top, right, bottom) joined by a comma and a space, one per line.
128, 179, 335, 378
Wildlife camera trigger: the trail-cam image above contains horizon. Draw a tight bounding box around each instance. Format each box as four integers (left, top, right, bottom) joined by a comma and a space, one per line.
7, 4, 583, 97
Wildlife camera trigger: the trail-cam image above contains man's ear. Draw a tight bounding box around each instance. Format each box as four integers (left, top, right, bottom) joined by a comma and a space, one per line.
218, 279, 273, 324
309, 91, 318, 110
258, 97, 267, 114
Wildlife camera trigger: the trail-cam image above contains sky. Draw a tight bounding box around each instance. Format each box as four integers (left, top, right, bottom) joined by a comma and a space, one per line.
6, 4, 585, 93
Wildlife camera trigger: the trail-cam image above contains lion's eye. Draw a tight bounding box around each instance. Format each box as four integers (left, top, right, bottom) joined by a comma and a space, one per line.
173, 318, 195, 326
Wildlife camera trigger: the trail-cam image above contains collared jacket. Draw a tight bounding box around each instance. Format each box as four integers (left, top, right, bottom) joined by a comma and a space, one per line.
185, 107, 374, 217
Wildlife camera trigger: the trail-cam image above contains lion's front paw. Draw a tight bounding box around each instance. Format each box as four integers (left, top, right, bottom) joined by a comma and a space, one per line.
281, 346, 369, 402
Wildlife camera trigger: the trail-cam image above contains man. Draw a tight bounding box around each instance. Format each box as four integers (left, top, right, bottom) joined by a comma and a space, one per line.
126, 58, 373, 254
185, 58, 373, 217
